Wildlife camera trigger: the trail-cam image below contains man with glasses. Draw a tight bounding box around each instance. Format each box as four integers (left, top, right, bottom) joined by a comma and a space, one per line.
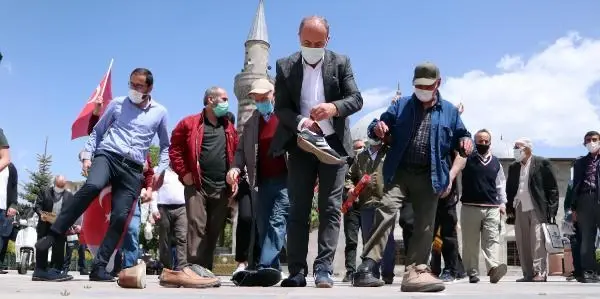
36, 68, 171, 282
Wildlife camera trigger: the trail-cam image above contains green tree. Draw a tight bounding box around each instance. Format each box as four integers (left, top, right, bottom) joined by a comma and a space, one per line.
148, 144, 159, 168
19, 138, 53, 206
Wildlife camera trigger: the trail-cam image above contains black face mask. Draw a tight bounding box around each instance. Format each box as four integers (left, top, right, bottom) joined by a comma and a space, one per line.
476, 144, 490, 155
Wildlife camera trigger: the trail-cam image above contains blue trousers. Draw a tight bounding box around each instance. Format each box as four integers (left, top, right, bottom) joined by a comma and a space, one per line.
361, 207, 396, 279
255, 176, 289, 270
121, 201, 141, 268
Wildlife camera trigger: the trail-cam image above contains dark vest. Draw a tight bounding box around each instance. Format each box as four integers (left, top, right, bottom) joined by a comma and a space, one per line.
461, 154, 502, 205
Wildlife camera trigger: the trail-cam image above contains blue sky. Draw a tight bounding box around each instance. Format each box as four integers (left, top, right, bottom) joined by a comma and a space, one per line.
1, 0, 600, 182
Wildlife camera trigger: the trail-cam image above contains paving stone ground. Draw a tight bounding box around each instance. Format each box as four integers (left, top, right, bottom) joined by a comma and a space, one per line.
0, 270, 598, 299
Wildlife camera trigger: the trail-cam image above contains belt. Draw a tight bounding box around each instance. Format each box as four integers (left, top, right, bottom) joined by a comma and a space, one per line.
157, 203, 186, 209
103, 151, 143, 173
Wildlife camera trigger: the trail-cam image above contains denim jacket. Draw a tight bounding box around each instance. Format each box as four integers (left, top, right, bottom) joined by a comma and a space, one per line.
367, 93, 471, 194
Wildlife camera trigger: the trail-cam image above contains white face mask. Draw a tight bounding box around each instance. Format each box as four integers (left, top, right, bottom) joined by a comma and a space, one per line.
513, 148, 524, 162
128, 89, 145, 104
54, 186, 64, 194
414, 88, 434, 102
586, 141, 600, 154
300, 46, 325, 65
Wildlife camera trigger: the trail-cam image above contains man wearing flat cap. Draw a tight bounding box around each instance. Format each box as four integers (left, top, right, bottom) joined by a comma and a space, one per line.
227, 78, 289, 286
353, 62, 473, 292
506, 137, 559, 282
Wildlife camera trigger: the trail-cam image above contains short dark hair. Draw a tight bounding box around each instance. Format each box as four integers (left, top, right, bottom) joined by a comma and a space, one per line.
584, 130, 600, 140
130, 68, 153, 86
475, 128, 492, 141
298, 16, 330, 35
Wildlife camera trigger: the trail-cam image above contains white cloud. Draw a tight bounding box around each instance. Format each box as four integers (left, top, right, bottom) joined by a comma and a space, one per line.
361, 87, 397, 110
441, 32, 600, 147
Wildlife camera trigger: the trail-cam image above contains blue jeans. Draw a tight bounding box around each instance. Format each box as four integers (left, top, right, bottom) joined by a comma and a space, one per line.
121, 200, 141, 268
361, 207, 395, 279
256, 176, 289, 270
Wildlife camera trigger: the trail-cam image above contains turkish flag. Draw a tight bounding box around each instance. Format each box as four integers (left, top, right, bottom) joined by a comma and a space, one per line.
80, 185, 137, 272
71, 59, 114, 140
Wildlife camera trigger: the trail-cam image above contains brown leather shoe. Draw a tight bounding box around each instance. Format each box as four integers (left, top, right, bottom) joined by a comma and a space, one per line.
117, 262, 147, 289
400, 264, 445, 293
531, 274, 547, 282
159, 267, 221, 288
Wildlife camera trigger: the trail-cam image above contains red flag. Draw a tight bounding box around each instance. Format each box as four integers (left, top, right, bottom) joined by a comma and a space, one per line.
71, 59, 114, 140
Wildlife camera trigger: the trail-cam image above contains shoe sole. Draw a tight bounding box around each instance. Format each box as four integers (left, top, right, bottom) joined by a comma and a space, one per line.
281, 278, 307, 287
315, 281, 333, 288
159, 280, 221, 288
32, 275, 74, 282
489, 264, 507, 284
297, 137, 346, 165
400, 283, 445, 292
352, 281, 385, 287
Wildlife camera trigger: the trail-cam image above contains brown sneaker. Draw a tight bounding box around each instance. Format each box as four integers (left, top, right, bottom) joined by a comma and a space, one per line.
159, 267, 221, 288
488, 264, 507, 284
400, 264, 445, 293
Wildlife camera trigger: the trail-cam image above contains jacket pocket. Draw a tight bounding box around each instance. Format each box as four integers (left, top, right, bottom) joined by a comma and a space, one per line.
439, 126, 454, 155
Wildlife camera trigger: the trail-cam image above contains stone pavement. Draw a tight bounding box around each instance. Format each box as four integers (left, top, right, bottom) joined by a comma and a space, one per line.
0, 270, 598, 299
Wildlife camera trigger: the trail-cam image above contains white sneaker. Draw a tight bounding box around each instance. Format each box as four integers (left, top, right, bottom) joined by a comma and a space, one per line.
233, 263, 246, 275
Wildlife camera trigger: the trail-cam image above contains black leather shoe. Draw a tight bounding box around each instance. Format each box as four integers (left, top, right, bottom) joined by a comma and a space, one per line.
89, 267, 116, 282
281, 272, 307, 287
352, 259, 384, 287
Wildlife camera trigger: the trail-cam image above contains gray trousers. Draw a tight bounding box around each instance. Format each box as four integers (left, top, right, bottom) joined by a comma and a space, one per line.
286, 139, 348, 275
576, 192, 600, 273
361, 169, 439, 266
461, 205, 502, 276
158, 204, 188, 270
515, 207, 547, 277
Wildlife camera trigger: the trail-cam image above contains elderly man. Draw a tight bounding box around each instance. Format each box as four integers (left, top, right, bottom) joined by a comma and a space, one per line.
36, 68, 171, 282
353, 62, 472, 292
506, 137, 559, 282
270, 16, 363, 288
167, 86, 236, 288
227, 78, 289, 286
570, 131, 600, 283
460, 129, 508, 284
33, 176, 75, 281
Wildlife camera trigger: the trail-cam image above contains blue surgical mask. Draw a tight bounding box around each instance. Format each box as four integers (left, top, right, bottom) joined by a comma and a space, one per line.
256, 101, 274, 116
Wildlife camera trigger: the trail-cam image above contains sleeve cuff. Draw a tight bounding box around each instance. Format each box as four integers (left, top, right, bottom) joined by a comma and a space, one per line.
80, 151, 92, 161
297, 117, 309, 132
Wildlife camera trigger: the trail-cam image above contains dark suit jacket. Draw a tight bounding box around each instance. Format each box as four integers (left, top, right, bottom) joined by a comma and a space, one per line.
570, 154, 596, 211
269, 50, 363, 157
506, 155, 559, 223
35, 187, 75, 236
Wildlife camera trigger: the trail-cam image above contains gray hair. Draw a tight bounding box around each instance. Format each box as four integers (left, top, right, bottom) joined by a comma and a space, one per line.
203, 86, 224, 105
475, 128, 492, 141
298, 16, 330, 35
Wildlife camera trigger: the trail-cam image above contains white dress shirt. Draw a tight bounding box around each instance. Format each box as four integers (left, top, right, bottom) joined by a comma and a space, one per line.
297, 61, 336, 136
516, 157, 534, 212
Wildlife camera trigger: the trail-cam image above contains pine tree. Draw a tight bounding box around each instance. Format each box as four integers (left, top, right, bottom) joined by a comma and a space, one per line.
19, 137, 53, 205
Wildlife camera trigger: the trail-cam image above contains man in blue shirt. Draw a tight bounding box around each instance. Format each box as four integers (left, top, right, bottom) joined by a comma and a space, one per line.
352, 63, 473, 292
36, 68, 170, 282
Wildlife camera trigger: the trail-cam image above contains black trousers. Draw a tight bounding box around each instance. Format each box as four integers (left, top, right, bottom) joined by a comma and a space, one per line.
63, 240, 87, 271
36, 227, 65, 270
343, 205, 361, 274
235, 179, 260, 265
430, 204, 464, 275
51, 150, 142, 269
286, 136, 348, 275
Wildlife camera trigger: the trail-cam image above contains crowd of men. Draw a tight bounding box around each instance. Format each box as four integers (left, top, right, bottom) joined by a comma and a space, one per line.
0, 14, 599, 293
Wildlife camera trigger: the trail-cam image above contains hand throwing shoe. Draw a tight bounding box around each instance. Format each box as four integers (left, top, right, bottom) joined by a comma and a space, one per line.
297, 129, 346, 165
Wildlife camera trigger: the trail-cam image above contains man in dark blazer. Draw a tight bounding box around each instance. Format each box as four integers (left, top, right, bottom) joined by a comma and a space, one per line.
33, 175, 75, 281
270, 15, 363, 288
506, 138, 559, 282
570, 130, 600, 283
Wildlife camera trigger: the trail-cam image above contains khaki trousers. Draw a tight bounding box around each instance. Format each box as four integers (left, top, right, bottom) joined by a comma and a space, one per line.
515, 207, 547, 278
460, 204, 502, 276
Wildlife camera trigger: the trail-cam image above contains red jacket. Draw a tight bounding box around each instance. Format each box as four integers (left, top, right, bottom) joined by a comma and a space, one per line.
169, 110, 238, 190
88, 114, 154, 189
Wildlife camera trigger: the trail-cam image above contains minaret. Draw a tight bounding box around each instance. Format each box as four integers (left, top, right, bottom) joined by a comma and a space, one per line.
234, 0, 270, 135
392, 81, 402, 102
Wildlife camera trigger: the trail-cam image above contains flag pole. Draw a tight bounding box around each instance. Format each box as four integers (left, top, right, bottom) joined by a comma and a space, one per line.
98, 58, 114, 100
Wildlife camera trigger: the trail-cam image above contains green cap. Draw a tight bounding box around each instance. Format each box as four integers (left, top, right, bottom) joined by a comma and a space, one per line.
412, 62, 440, 86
